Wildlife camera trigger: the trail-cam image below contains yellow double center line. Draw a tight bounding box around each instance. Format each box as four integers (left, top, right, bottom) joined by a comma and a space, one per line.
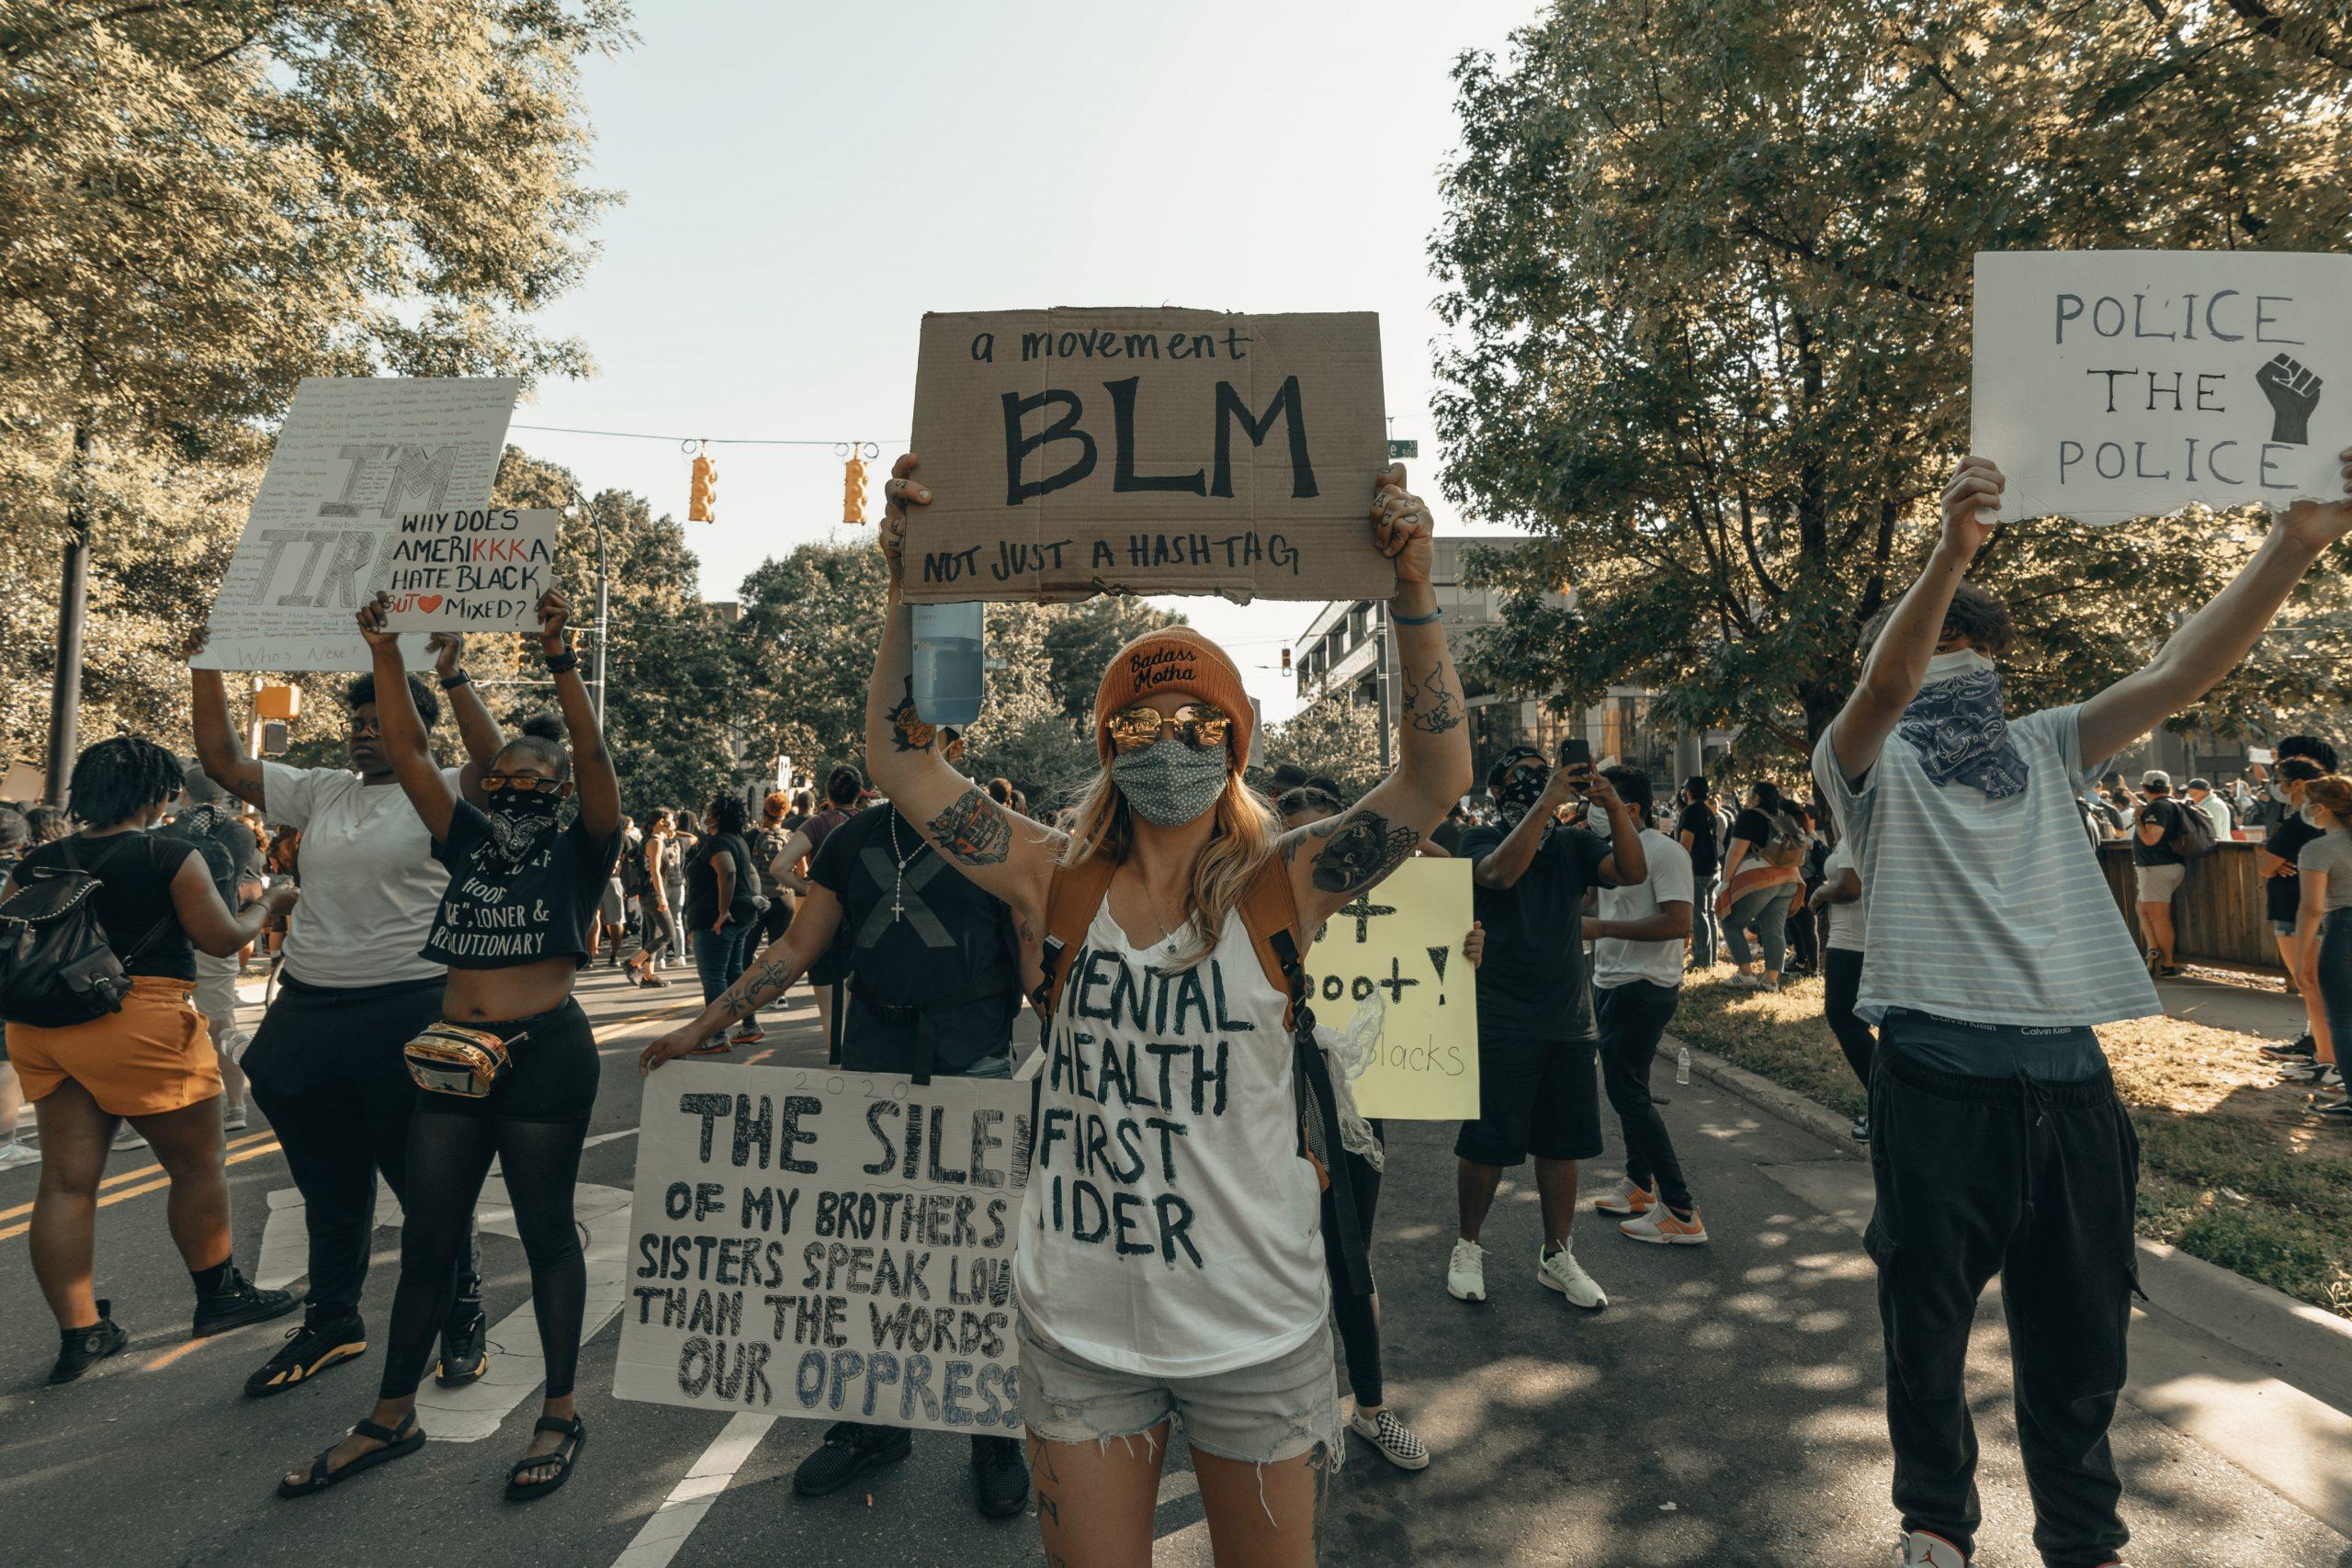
0, 1131, 283, 1243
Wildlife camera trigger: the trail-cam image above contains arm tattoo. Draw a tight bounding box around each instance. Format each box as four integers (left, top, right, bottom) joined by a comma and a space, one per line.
927, 787, 1012, 865
728, 949, 805, 1021
1398, 655, 1463, 735
887, 677, 937, 752
1307, 809, 1420, 895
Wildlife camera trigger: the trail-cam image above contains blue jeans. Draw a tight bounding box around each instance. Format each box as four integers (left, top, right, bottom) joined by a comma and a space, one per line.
692, 921, 754, 1030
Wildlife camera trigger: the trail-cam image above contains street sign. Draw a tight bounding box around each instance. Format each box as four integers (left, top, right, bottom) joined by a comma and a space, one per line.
1387, 438, 1419, 460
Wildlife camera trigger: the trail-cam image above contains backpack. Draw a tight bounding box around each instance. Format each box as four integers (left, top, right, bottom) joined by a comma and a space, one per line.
1761, 811, 1811, 868
1028, 852, 1374, 1298
2165, 799, 2218, 859
0, 837, 170, 1028
618, 838, 648, 897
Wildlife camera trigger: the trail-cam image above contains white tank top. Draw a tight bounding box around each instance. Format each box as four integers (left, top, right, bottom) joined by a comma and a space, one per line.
1015, 894, 1329, 1377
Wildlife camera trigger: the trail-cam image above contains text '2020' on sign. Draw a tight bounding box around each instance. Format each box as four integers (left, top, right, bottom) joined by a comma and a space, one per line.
905, 309, 1394, 604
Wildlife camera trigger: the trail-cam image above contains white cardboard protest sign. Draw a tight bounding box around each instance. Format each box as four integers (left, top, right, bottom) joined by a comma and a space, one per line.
1972, 251, 2351, 523
378, 507, 559, 632
614, 1062, 1028, 1437
194, 377, 519, 671
1307, 859, 1480, 1121
905, 308, 1394, 604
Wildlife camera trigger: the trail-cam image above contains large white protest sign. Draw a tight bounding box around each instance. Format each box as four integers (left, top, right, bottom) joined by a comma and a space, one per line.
1306, 859, 1479, 1120
615, 1062, 1028, 1437
378, 507, 559, 633
194, 377, 519, 671
1973, 251, 2350, 523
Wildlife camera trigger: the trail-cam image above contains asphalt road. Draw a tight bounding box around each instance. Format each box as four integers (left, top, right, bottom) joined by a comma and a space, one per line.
1, 963, 2345, 1568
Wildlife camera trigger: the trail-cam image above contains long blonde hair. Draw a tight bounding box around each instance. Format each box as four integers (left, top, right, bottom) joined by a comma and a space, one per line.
1057, 767, 1279, 969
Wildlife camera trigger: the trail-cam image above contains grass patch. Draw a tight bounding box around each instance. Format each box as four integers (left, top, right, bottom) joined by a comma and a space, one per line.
1670, 970, 2352, 1320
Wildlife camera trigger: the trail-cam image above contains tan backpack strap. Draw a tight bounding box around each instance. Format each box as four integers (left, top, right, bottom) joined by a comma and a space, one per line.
1029, 852, 1120, 1023
1237, 856, 1306, 1022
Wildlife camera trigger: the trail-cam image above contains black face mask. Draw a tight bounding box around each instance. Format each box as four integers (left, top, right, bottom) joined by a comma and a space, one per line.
486, 788, 560, 820
1498, 766, 1550, 826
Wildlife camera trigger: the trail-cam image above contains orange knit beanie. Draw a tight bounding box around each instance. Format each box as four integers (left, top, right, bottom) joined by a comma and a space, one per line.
1091, 628, 1251, 767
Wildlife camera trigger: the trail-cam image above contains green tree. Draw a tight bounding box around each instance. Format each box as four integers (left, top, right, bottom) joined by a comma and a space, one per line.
1436, 1, 2352, 773
1257, 695, 1386, 800
736, 542, 891, 784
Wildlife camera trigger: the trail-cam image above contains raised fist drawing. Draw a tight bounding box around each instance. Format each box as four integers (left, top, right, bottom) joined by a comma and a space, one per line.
2256, 353, 2323, 446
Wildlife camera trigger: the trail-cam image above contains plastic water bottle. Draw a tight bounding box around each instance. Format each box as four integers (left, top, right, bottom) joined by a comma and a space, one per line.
1676, 1045, 1691, 1086
910, 600, 984, 728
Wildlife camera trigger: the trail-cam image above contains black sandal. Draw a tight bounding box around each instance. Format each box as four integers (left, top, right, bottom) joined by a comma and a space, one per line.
277, 1412, 424, 1498
505, 1415, 586, 1501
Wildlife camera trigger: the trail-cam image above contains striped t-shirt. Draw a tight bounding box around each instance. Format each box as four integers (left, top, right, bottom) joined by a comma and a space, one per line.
1812, 704, 2160, 1029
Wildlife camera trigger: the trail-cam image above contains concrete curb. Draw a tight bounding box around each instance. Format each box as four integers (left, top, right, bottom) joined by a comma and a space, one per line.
1666, 1031, 2352, 1416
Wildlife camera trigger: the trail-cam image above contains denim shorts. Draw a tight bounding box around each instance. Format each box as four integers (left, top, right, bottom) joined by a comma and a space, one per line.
1017, 1312, 1340, 1469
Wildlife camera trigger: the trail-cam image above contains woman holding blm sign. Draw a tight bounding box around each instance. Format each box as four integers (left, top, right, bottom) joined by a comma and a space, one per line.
847, 455, 1467, 1564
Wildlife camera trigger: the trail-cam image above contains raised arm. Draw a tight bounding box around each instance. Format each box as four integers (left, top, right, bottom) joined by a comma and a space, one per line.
170, 853, 299, 958
2078, 455, 2352, 761
183, 627, 267, 812
640, 887, 845, 1072
428, 632, 503, 800
357, 594, 458, 841
1825, 457, 2000, 783
536, 589, 621, 840
1285, 464, 1475, 928
865, 456, 1063, 922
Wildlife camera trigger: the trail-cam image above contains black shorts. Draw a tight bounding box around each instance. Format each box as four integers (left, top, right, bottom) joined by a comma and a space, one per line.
1455, 1032, 1602, 1167
415, 998, 600, 1124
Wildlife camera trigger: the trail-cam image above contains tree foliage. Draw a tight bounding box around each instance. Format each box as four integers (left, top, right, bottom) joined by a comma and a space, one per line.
1435, 0, 2352, 773
1257, 695, 1386, 800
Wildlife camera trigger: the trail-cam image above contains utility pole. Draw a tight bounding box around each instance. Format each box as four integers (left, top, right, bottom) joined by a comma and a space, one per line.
566, 490, 610, 728
41, 425, 94, 806
1374, 598, 1394, 777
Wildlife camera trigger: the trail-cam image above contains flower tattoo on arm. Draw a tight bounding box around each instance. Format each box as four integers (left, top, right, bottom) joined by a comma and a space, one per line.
888, 678, 937, 753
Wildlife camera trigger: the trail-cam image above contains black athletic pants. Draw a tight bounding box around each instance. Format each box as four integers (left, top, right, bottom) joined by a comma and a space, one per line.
1867, 1039, 2139, 1568
1595, 980, 1692, 1212
379, 999, 599, 1402
243, 975, 480, 1318
1823, 947, 1876, 1089
1323, 1124, 1386, 1408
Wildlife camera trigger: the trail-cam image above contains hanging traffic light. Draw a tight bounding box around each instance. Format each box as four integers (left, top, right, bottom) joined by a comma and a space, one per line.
1280, 648, 1293, 674
843, 456, 869, 525
688, 450, 718, 523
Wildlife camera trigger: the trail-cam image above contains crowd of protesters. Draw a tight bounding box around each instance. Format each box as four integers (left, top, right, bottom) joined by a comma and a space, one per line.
3, 438, 2348, 1568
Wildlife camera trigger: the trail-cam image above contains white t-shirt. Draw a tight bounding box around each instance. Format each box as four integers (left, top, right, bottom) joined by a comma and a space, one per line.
1017, 896, 1327, 1378
264, 762, 461, 989
1821, 839, 1866, 952
1593, 828, 1693, 990
2191, 794, 2233, 840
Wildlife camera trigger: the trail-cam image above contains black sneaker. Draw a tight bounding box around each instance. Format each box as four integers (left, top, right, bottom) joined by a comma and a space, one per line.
2261, 1034, 2318, 1060
191, 1267, 300, 1338
435, 1296, 489, 1388
244, 1310, 366, 1397
2318, 1098, 2352, 1119
969, 1434, 1028, 1518
791, 1422, 911, 1497
49, 1302, 128, 1384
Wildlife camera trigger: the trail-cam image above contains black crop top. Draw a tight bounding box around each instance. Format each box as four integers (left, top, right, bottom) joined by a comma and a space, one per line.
420, 802, 620, 971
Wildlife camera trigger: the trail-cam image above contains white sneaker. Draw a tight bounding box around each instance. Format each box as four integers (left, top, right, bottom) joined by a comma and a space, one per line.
1537, 1242, 1607, 1309
112, 1126, 148, 1152
222, 1101, 248, 1133
1620, 1205, 1710, 1246
1893, 1529, 1970, 1567
1347, 1407, 1430, 1471
1446, 1238, 1487, 1303
0, 1141, 40, 1171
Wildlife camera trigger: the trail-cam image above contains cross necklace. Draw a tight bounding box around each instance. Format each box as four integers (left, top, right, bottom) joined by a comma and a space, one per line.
885, 811, 928, 923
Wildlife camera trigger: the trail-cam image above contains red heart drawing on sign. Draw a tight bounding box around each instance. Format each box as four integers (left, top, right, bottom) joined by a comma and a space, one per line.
417, 595, 444, 614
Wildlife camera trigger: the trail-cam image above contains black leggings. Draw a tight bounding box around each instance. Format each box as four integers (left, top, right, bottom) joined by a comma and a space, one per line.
1323, 1123, 1385, 1408
1823, 947, 1876, 1090
379, 999, 598, 1402
640, 904, 677, 964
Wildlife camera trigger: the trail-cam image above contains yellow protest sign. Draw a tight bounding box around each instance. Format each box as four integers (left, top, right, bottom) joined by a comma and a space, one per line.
1304, 859, 1479, 1120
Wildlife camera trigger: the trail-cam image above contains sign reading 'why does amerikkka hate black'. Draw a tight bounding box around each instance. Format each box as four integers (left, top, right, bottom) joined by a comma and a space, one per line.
905, 309, 1394, 604
614, 1062, 1028, 1437
377, 507, 559, 633
1973, 251, 2352, 523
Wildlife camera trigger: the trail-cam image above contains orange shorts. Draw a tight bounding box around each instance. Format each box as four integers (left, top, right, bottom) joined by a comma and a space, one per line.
6, 976, 223, 1118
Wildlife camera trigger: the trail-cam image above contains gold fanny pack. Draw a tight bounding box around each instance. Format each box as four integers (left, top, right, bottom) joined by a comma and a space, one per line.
401, 1021, 526, 1098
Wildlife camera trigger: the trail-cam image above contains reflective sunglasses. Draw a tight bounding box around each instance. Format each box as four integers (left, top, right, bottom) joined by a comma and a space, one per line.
1104, 703, 1231, 757
479, 773, 564, 795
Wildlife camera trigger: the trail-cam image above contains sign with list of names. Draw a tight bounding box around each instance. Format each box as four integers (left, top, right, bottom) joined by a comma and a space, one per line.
1306, 858, 1480, 1120
905, 309, 1394, 604
378, 506, 560, 633
194, 377, 519, 671
1972, 251, 2351, 523
614, 1062, 1028, 1437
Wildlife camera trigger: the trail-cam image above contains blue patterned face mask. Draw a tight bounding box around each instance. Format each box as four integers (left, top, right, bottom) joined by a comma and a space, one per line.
1896, 650, 2029, 798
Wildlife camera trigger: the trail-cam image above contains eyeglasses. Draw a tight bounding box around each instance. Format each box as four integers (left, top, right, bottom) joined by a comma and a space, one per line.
479, 773, 563, 795
346, 718, 382, 739
1105, 703, 1231, 757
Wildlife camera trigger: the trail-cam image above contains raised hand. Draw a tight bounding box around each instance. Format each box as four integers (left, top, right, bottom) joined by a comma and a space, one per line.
537, 588, 571, 653
880, 453, 929, 587
181, 624, 211, 663
1371, 463, 1436, 589
1939, 456, 2003, 556
356, 592, 399, 649
2278, 446, 2352, 557
425, 631, 466, 679
2256, 354, 2324, 446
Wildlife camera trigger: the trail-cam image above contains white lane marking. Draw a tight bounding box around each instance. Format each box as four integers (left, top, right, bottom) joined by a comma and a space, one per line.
609, 1413, 776, 1568
254, 1176, 633, 1444
582, 1127, 639, 1151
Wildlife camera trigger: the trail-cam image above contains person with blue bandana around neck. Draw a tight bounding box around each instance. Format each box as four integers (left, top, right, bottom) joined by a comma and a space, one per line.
1816, 446, 2352, 1568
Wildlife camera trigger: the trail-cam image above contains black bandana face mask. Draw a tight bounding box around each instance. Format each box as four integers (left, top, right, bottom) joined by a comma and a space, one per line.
1497, 765, 1550, 827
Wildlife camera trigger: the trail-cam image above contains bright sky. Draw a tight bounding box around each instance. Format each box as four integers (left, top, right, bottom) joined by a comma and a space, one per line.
515, 0, 1540, 724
